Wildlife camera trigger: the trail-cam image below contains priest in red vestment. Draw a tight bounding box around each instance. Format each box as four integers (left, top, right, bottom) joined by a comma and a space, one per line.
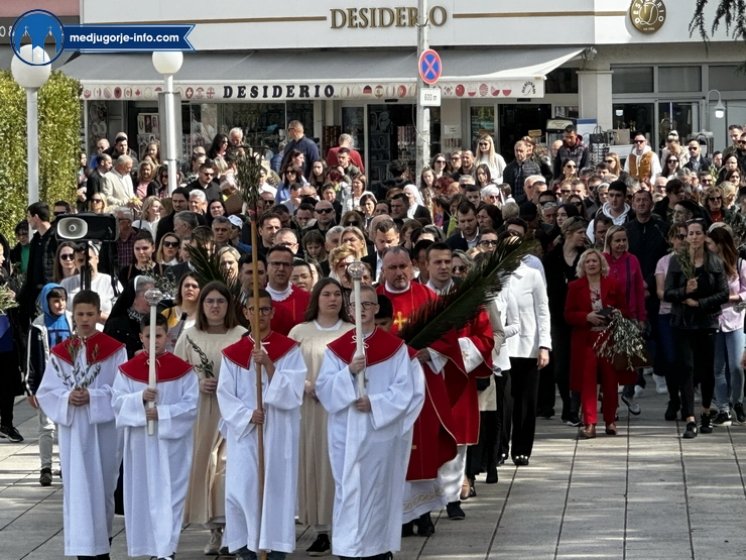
265, 246, 311, 335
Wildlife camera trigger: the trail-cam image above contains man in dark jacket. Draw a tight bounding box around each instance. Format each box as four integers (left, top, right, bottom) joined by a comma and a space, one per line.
553, 125, 589, 180
503, 141, 541, 205
280, 120, 320, 179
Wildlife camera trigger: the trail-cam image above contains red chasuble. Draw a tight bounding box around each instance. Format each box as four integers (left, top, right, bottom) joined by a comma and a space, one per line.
222, 331, 297, 369
118, 351, 193, 383
428, 308, 494, 445
51, 331, 124, 366
375, 282, 437, 336
406, 349, 458, 481
270, 286, 311, 336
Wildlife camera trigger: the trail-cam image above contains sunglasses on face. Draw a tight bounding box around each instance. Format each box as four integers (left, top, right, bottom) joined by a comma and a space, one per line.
452, 266, 466, 273
604, 159, 614, 164
634, 140, 645, 144
60, 253, 75, 261
316, 208, 334, 214
163, 240, 180, 248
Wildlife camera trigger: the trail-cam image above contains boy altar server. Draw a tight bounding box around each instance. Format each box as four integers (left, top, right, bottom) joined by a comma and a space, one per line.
36, 290, 128, 559
217, 288, 306, 560
316, 284, 425, 560
112, 314, 199, 560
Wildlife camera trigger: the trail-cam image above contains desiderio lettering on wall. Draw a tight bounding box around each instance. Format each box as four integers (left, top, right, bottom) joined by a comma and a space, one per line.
223, 84, 335, 99
330, 6, 447, 29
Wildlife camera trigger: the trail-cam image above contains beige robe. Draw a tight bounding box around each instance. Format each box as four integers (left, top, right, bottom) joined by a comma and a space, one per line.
175, 325, 246, 525
288, 320, 354, 528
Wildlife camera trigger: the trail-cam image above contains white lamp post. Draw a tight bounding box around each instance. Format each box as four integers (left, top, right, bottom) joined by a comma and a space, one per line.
11, 45, 51, 206
706, 89, 726, 130
152, 52, 183, 196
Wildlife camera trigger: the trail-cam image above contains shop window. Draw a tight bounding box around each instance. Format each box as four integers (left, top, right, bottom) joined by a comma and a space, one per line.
470, 106, 495, 146
611, 67, 653, 94
612, 103, 654, 139
658, 66, 701, 93
545, 68, 579, 94
658, 101, 699, 147
220, 103, 286, 153
287, 102, 314, 141
709, 65, 746, 92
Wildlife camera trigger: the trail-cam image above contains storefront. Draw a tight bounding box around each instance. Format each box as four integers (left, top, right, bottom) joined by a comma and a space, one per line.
61, 0, 746, 172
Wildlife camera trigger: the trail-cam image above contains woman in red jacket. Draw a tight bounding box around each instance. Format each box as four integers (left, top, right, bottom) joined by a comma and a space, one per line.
565, 248, 636, 438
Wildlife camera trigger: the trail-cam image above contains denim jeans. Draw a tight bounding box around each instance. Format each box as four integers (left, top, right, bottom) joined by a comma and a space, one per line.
38, 408, 55, 470
713, 329, 745, 411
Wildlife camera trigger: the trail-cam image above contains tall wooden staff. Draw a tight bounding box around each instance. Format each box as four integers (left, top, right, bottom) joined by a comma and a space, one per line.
347, 261, 366, 396
144, 287, 163, 435
236, 147, 268, 560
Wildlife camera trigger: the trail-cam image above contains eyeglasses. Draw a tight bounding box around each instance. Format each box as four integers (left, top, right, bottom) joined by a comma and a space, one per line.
204, 297, 228, 306
60, 253, 75, 261
315, 208, 334, 214
349, 301, 377, 310
247, 306, 273, 315
452, 266, 466, 273
634, 140, 645, 144
478, 239, 498, 246
739, 141, 746, 145
163, 240, 180, 248
478, 142, 489, 147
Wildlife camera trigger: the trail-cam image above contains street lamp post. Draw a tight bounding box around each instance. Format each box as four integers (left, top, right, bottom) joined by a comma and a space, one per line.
11, 45, 51, 206
152, 52, 184, 196
706, 89, 726, 131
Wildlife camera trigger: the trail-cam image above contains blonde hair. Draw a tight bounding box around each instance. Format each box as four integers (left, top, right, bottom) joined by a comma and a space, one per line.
603, 225, 627, 254
576, 248, 609, 277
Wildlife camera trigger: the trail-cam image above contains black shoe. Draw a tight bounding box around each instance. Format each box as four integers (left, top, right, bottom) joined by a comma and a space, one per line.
217, 546, 234, 557
713, 411, 733, 427
664, 401, 679, 421
682, 422, 698, 439
564, 415, 582, 428
446, 501, 465, 520
306, 532, 330, 556
485, 467, 498, 484
621, 394, 641, 415
40, 468, 52, 487
699, 412, 713, 434
734, 403, 746, 424
415, 512, 435, 537
0, 425, 23, 443
401, 521, 415, 538
512, 455, 529, 466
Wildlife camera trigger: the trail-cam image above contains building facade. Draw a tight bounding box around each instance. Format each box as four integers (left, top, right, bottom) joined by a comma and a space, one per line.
62, 0, 746, 177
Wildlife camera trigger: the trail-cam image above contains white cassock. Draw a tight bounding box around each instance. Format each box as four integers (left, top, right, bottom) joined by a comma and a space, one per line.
217, 332, 306, 554
316, 327, 424, 558
111, 352, 199, 558
36, 332, 127, 557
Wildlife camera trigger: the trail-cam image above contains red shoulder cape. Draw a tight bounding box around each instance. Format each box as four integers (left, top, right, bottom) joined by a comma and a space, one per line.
222, 331, 297, 369
51, 332, 124, 366
327, 327, 404, 367
119, 351, 193, 383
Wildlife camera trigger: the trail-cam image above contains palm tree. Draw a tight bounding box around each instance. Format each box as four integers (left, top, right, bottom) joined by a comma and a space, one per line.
690, 1, 746, 42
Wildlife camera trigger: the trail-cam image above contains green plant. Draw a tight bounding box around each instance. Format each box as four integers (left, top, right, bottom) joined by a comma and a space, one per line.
0, 70, 80, 240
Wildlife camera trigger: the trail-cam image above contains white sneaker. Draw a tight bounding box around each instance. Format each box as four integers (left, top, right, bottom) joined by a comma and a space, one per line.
204, 528, 222, 555
634, 385, 644, 399
653, 374, 668, 394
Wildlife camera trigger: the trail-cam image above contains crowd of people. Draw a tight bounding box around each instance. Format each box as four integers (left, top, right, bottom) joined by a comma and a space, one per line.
3, 119, 746, 560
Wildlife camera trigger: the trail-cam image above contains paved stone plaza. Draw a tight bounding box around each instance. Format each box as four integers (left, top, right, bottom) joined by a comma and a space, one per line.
1, 385, 745, 559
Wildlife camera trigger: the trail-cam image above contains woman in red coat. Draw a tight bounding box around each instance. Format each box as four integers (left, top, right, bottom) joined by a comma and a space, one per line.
564, 248, 636, 438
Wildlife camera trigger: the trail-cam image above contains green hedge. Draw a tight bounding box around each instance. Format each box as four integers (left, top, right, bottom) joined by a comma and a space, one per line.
0, 70, 80, 240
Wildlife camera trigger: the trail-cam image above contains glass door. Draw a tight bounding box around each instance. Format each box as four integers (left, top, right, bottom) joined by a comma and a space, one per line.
657, 101, 700, 150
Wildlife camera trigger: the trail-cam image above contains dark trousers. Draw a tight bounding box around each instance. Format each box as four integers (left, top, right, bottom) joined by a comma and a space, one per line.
495, 370, 512, 461
551, 325, 579, 419
509, 357, 540, 459
672, 328, 715, 419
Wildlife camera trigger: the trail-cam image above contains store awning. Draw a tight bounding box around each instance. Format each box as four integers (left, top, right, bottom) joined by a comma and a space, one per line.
61, 47, 584, 101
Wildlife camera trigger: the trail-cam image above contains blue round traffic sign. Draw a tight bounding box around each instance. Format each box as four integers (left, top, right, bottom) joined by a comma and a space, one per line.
418, 49, 442, 86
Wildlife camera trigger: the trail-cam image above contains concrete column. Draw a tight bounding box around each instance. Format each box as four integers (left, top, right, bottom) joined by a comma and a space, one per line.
577, 70, 613, 130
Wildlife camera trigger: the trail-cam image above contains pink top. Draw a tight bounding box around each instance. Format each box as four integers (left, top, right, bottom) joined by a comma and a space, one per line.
655, 253, 673, 315
718, 259, 746, 332
603, 251, 647, 322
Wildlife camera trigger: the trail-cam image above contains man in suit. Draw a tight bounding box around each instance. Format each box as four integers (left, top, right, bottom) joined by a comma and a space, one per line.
102, 155, 135, 208
683, 140, 711, 173
364, 217, 399, 282
446, 201, 480, 251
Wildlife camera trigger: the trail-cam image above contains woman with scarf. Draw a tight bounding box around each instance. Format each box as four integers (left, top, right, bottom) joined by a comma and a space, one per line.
26, 283, 73, 485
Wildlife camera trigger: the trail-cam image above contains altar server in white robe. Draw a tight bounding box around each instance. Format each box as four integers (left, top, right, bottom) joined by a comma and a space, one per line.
316, 284, 425, 560
217, 288, 306, 560
112, 314, 199, 560
36, 290, 128, 559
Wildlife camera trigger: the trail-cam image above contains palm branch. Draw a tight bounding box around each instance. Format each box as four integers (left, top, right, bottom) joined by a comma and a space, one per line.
186, 244, 241, 300
235, 145, 266, 214
399, 238, 535, 349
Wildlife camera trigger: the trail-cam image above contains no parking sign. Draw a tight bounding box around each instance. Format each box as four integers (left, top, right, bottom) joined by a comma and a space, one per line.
418, 48, 442, 86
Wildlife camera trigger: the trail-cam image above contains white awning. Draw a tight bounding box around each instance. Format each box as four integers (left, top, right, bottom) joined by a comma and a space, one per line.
61, 47, 584, 101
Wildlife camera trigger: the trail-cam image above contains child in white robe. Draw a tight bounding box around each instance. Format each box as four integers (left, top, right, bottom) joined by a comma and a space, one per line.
36, 290, 128, 559
217, 289, 306, 560
112, 313, 199, 560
